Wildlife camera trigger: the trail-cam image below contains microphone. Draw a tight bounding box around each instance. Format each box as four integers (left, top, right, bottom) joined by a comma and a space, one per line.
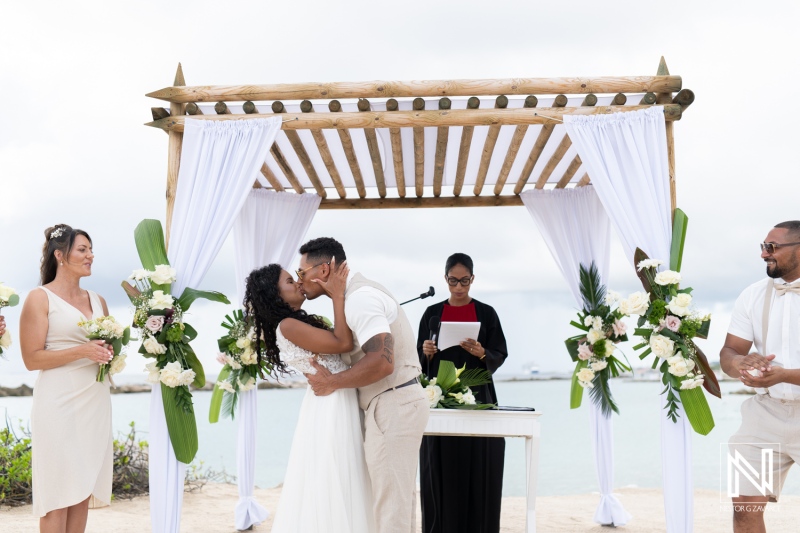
426, 317, 440, 377
399, 286, 435, 306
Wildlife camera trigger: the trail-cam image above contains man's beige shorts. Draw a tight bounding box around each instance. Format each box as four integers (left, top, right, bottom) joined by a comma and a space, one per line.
728, 394, 800, 501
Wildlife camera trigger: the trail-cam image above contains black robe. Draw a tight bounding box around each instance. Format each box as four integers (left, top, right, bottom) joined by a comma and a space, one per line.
417, 299, 508, 533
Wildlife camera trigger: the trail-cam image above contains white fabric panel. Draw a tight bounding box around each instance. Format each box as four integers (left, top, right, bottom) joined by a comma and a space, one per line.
231, 189, 321, 530
196, 95, 646, 193
150, 117, 281, 533
564, 107, 691, 533
521, 186, 631, 526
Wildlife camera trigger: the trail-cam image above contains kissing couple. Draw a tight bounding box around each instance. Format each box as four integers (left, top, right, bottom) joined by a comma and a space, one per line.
243, 237, 429, 533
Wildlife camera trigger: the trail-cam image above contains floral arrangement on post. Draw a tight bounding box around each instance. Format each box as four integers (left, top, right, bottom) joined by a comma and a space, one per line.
78, 316, 131, 382
420, 360, 495, 410
627, 209, 720, 435
121, 219, 230, 464
565, 263, 631, 417
208, 309, 272, 422
0, 283, 19, 357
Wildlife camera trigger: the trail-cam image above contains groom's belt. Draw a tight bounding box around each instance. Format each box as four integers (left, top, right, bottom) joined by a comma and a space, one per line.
381, 377, 419, 395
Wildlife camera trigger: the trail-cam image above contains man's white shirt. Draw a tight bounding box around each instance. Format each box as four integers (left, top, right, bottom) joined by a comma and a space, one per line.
728, 277, 800, 400
344, 271, 398, 345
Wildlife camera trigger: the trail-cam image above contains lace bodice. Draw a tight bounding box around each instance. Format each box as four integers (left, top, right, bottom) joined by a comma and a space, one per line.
276, 322, 349, 375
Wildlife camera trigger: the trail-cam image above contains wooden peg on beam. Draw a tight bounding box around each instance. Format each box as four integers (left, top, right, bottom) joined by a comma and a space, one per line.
639, 92, 657, 105
243, 101, 259, 114
185, 103, 203, 115
610, 93, 627, 106
151, 107, 170, 121
215, 102, 230, 114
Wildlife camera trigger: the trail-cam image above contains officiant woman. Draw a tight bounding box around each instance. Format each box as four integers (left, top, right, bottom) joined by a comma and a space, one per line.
416, 253, 508, 533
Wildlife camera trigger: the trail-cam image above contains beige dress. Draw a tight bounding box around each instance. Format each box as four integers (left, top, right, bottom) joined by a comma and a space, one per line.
31, 287, 113, 517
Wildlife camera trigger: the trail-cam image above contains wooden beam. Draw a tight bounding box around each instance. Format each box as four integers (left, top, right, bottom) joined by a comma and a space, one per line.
147, 75, 683, 103
358, 99, 386, 198
301, 100, 345, 198
656, 57, 677, 218
473, 95, 509, 195
576, 173, 591, 187
555, 154, 582, 188
453, 97, 480, 196
185, 103, 203, 115
534, 134, 572, 188
270, 142, 304, 194
147, 103, 683, 133
319, 194, 524, 210
413, 98, 425, 197
260, 162, 284, 191
329, 100, 366, 198
433, 98, 451, 197
151, 107, 170, 121
386, 99, 406, 198
272, 101, 326, 198
165, 63, 185, 250
513, 94, 568, 195
672, 88, 695, 110
494, 95, 537, 195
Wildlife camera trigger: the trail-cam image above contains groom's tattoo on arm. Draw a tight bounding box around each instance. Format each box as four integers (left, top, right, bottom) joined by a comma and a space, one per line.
363, 334, 394, 364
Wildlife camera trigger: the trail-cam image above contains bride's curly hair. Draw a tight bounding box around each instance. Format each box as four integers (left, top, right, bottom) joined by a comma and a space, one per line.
243, 264, 329, 376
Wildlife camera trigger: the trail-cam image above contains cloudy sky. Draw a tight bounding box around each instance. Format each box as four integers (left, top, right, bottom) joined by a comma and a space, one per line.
1, 0, 798, 384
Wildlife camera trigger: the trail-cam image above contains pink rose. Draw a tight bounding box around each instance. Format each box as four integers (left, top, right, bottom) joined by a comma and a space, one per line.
663, 315, 682, 332
577, 342, 592, 361
145, 315, 165, 334
612, 319, 627, 337
216, 352, 227, 365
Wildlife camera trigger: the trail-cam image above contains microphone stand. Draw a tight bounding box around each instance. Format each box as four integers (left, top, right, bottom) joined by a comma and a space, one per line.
399, 286, 435, 306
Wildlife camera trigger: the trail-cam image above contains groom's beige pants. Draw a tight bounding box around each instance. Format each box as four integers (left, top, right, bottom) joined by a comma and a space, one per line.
364, 384, 429, 533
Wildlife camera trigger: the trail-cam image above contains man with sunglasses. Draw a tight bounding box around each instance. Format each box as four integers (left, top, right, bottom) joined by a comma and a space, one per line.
297, 237, 429, 533
721, 220, 800, 532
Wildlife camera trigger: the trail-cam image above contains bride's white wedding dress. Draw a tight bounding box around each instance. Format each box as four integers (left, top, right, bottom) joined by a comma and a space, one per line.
270, 322, 376, 533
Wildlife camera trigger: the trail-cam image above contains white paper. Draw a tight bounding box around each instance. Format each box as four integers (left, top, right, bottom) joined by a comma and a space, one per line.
437, 321, 481, 351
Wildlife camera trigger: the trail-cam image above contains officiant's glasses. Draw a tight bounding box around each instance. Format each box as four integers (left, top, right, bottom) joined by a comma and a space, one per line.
295, 261, 330, 281
760, 242, 800, 254
446, 276, 474, 287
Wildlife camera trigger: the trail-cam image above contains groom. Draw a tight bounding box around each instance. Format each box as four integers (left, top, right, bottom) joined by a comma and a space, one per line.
298, 237, 429, 533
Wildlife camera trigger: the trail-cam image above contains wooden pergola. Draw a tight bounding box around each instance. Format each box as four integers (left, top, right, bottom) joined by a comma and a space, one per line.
146, 58, 693, 238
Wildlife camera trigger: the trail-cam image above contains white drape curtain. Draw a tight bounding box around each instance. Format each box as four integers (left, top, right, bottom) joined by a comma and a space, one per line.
231, 189, 321, 530
564, 107, 692, 533
521, 186, 631, 527
150, 117, 281, 533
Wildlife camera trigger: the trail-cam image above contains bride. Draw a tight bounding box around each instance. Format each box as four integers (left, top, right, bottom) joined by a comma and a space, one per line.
243, 259, 375, 533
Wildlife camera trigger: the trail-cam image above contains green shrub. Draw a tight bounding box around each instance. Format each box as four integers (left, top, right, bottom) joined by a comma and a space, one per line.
0, 420, 32, 506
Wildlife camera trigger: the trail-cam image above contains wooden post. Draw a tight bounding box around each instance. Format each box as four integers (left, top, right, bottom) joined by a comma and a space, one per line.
302, 100, 346, 198
386, 99, 406, 198
474, 95, 508, 195
494, 96, 537, 195
576, 173, 591, 186
330, 100, 367, 198
513, 95, 567, 194
272, 101, 326, 198
358, 99, 387, 198
165, 63, 185, 250
413, 98, 425, 197
260, 162, 285, 191
656, 57, 677, 218
453, 97, 480, 196
433, 98, 451, 197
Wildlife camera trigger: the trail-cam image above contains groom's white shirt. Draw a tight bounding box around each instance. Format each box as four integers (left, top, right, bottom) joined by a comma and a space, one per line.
344, 270, 398, 344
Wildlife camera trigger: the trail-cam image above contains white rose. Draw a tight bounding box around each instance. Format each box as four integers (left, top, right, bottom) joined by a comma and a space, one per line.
109, 354, 127, 375
143, 336, 167, 355
587, 329, 604, 344
225, 354, 242, 370
636, 259, 664, 271
150, 265, 177, 286
592, 316, 604, 331
649, 334, 675, 359
654, 270, 682, 286
0, 330, 12, 349
620, 291, 650, 316
235, 337, 249, 350
238, 375, 256, 391
680, 376, 704, 390
159, 361, 184, 387
129, 269, 150, 281
425, 384, 443, 407
217, 380, 236, 394
667, 293, 693, 317
604, 290, 622, 305
462, 389, 476, 405
577, 368, 595, 384
0, 284, 17, 301
583, 315, 595, 327
604, 339, 615, 356
591, 360, 608, 371
240, 347, 257, 366
145, 362, 161, 384
148, 290, 174, 311
178, 368, 196, 387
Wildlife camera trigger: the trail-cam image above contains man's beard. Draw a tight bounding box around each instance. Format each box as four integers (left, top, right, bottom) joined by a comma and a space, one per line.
766, 258, 798, 279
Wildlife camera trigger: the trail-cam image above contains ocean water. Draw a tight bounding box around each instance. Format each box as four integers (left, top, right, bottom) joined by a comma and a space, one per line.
1, 379, 798, 498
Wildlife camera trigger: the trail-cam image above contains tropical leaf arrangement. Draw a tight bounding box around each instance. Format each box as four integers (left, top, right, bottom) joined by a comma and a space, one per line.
565, 262, 632, 417
209, 309, 272, 423
0, 283, 20, 357
420, 360, 496, 410
627, 209, 719, 436
121, 219, 230, 463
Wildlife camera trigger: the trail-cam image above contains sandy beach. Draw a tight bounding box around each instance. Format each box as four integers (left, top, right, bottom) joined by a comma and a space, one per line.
2, 484, 798, 532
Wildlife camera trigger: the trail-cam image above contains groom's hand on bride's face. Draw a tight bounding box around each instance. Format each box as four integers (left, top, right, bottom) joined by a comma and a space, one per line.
306, 359, 336, 396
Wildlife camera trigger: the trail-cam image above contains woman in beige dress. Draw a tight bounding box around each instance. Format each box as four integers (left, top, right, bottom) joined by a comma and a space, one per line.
19, 224, 115, 533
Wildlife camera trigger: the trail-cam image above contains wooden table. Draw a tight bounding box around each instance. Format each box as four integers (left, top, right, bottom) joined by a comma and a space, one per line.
423, 409, 542, 533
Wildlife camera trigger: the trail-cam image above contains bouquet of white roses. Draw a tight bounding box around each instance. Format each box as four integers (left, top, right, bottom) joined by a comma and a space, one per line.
565, 263, 631, 416
78, 315, 131, 382
121, 219, 229, 463
0, 283, 19, 357
209, 309, 272, 422
420, 360, 495, 410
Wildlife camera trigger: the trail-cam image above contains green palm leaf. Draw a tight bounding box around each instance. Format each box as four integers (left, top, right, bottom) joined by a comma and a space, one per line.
457, 368, 492, 389
133, 220, 171, 293
208, 366, 232, 424
588, 369, 619, 417
177, 288, 230, 313
578, 262, 605, 313
161, 384, 198, 463
436, 360, 458, 390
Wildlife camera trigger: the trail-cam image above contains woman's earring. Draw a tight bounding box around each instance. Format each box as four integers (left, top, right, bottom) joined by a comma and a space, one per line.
60, 261, 63, 266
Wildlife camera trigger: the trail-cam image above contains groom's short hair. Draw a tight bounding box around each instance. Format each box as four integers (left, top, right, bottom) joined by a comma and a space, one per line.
299, 237, 346, 265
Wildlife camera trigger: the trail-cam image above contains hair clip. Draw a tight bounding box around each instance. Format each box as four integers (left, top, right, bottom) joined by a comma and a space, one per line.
50, 227, 65, 240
